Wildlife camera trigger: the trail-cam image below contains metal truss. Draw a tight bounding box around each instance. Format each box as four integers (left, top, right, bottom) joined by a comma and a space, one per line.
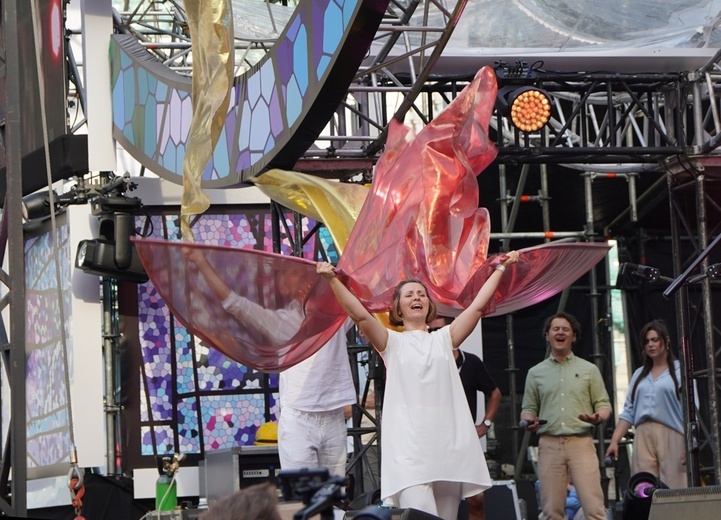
83, 1, 721, 176
663, 156, 721, 486
310, 68, 695, 172
105, 2, 721, 172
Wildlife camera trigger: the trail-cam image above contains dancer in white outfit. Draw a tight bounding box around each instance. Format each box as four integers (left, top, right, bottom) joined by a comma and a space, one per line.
316, 251, 519, 520
186, 247, 356, 476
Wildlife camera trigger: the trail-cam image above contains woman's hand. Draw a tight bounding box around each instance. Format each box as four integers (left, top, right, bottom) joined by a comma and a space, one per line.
316, 261, 336, 279
183, 247, 213, 271
605, 441, 619, 460
501, 250, 520, 267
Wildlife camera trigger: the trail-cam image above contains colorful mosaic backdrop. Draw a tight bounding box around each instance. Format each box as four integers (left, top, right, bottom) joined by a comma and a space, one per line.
110, 0, 380, 185
136, 207, 338, 456
25, 220, 73, 479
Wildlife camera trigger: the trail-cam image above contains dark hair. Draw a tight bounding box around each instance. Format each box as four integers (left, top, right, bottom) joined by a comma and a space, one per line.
542, 312, 581, 342
199, 482, 280, 520
389, 279, 438, 327
630, 320, 680, 403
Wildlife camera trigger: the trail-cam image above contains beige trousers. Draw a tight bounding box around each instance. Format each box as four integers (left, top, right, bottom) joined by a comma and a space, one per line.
632, 420, 688, 489
537, 435, 606, 520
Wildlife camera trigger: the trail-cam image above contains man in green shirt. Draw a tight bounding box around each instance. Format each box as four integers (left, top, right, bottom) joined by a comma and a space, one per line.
520, 312, 612, 520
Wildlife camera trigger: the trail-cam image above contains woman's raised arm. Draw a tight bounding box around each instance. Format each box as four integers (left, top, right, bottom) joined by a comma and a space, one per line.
450, 251, 520, 349
317, 262, 389, 352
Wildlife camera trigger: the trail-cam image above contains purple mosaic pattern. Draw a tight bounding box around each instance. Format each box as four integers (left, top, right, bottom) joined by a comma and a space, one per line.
177, 397, 200, 453
262, 211, 319, 258
24, 225, 73, 475
141, 424, 176, 456
195, 340, 258, 391
137, 210, 323, 456
27, 431, 70, 468
140, 364, 149, 422
138, 286, 173, 422
174, 325, 195, 395
201, 394, 269, 449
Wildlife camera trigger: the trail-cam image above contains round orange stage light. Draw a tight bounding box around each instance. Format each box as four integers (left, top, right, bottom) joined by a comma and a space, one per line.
509, 87, 551, 132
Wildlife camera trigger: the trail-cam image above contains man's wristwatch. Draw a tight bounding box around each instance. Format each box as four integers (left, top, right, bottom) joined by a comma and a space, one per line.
482, 419, 492, 428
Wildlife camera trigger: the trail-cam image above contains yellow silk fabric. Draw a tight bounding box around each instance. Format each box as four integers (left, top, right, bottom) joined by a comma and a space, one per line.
251, 169, 398, 331
180, 0, 234, 241
251, 169, 368, 253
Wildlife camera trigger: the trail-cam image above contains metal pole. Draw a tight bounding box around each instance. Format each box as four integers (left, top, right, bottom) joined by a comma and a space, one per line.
696, 175, 721, 481
668, 174, 702, 487
3, 0, 28, 513
506, 314, 519, 460
498, 164, 509, 249
583, 175, 607, 474
103, 278, 122, 475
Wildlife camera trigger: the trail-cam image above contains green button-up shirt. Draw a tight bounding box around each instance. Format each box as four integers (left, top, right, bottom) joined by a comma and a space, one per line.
521, 352, 611, 436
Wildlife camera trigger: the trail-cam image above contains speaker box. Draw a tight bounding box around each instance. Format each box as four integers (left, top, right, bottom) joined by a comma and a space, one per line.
514, 478, 539, 520
199, 445, 281, 506
345, 506, 442, 519
648, 485, 721, 519
485, 480, 522, 520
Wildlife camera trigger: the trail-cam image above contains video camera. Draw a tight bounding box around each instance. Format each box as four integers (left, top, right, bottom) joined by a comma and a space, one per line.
278, 468, 348, 520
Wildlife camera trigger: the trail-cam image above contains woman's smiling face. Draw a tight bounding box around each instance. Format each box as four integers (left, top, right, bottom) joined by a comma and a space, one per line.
398, 282, 429, 322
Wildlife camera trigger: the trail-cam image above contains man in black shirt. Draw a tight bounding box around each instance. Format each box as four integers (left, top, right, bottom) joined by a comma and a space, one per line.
428, 316, 501, 436
428, 317, 502, 520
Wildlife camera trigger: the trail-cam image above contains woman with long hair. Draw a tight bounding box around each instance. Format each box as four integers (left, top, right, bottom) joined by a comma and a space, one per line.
316, 251, 519, 520
605, 320, 687, 488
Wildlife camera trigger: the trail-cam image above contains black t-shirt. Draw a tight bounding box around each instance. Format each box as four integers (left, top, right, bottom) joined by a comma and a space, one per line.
455, 349, 498, 422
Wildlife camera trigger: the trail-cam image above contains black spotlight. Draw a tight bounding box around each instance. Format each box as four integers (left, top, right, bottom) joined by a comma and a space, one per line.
75, 196, 148, 283
621, 471, 668, 520
707, 263, 721, 280
22, 190, 59, 221
75, 239, 148, 284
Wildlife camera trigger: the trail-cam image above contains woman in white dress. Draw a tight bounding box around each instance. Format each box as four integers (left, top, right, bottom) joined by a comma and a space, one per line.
316, 251, 519, 520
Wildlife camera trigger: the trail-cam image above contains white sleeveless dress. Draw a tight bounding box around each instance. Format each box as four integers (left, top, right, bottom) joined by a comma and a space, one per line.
379, 327, 492, 504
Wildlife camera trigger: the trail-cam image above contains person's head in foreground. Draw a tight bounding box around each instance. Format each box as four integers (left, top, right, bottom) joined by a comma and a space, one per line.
199, 482, 281, 520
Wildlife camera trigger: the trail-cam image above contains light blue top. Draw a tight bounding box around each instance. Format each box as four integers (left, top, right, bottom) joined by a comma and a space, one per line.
618, 360, 684, 434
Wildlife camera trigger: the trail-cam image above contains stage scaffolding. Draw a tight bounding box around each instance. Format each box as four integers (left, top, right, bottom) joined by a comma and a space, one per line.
116, 0, 721, 493
2, 0, 721, 515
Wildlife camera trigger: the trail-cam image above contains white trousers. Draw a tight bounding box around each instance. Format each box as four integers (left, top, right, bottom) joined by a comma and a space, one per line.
393, 482, 462, 520
278, 406, 348, 477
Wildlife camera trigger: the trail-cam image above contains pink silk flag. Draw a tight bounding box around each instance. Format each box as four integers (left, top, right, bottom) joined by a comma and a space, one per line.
134, 66, 609, 371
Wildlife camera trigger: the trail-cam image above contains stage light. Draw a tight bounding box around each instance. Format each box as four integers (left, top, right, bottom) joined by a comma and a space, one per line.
707, 263, 721, 280
620, 262, 661, 283
74, 194, 147, 283
508, 87, 551, 132
75, 239, 148, 284
621, 471, 667, 520
22, 190, 61, 222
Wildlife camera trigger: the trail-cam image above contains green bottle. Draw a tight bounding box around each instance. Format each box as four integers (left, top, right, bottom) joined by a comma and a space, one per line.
156, 458, 177, 511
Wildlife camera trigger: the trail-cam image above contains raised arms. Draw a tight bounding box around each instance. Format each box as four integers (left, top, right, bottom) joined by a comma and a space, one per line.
316, 262, 389, 352
449, 251, 519, 349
